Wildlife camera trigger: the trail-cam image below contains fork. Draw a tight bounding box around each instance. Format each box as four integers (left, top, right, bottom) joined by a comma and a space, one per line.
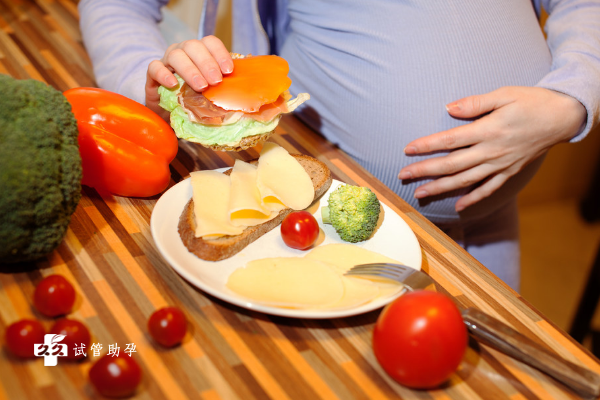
347, 263, 600, 398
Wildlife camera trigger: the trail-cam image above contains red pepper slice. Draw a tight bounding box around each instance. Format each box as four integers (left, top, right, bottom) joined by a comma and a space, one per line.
64, 88, 178, 197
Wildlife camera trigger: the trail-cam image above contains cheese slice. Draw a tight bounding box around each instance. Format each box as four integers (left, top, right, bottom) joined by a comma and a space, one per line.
305, 244, 404, 298
257, 142, 314, 211
304, 244, 402, 274
226, 244, 404, 310
228, 159, 278, 227
226, 258, 344, 308
331, 277, 380, 310
190, 171, 245, 238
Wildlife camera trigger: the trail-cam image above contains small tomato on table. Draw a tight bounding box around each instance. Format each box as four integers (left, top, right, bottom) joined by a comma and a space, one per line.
372, 290, 468, 389
33, 274, 76, 317
5, 319, 46, 358
64, 88, 178, 197
50, 319, 91, 360
89, 353, 142, 398
147, 306, 188, 347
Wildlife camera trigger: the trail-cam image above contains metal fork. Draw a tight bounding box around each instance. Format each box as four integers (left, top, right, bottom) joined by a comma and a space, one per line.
347, 263, 600, 398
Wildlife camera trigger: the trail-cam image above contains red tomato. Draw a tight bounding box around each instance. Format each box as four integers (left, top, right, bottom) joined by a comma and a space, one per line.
89, 353, 142, 398
147, 307, 187, 347
372, 290, 468, 389
280, 211, 320, 250
50, 319, 91, 360
5, 319, 46, 358
64, 87, 178, 198
33, 275, 76, 317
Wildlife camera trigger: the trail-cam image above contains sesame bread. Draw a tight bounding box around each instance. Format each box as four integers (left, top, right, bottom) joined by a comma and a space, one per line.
178, 154, 332, 261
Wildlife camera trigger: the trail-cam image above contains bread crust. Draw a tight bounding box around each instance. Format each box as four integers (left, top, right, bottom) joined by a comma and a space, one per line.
206, 130, 274, 152
178, 154, 332, 261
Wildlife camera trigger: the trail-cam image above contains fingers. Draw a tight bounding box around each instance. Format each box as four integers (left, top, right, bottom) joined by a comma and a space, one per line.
445, 87, 513, 119
399, 147, 487, 180
144, 67, 171, 121
454, 173, 508, 212
148, 59, 178, 88
404, 121, 482, 155
164, 46, 210, 91
406, 164, 508, 212
159, 36, 233, 92
409, 162, 497, 200
201, 35, 233, 74
145, 36, 232, 120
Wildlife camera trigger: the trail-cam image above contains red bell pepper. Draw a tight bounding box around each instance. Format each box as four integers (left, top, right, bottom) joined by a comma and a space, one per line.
64, 88, 178, 197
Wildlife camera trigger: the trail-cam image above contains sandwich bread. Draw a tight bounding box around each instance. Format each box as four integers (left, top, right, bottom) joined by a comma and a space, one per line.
178, 154, 332, 261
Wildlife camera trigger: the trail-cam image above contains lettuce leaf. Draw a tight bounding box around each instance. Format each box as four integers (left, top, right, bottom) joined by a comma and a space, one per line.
158, 76, 281, 147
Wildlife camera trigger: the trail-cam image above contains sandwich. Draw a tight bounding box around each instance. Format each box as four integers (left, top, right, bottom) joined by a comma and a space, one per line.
178, 143, 332, 261
158, 54, 309, 151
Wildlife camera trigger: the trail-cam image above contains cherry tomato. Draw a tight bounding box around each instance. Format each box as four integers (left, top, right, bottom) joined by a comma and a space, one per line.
89, 353, 142, 398
5, 319, 46, 358
50, 318, 91, 360
147, 307, 187, 347
372, 290, 468, 389
280, 211, 319, 250
33, 274, 76, 317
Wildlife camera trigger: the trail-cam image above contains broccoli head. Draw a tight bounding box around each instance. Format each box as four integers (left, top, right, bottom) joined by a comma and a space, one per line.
321, 184, 381, 243
0, 74, 82, 264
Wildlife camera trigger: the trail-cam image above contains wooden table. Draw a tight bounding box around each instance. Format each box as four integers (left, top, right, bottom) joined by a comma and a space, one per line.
1, 1, 599, 399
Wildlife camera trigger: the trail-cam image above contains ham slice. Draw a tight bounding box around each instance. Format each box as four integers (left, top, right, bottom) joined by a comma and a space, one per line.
179, 83, 291, 126
179, 83, 229, 125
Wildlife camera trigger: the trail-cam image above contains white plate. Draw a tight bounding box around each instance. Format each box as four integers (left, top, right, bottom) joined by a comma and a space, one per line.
150, 175, 422, 319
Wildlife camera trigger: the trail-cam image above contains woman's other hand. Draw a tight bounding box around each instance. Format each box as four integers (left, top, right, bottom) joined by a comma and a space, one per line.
398, 86, 587, 212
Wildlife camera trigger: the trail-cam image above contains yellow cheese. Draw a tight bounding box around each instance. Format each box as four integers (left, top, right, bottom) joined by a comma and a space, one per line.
228, 160, 278, 227
257, 142, 314, 211
304, 244, 402, 274
226, 244, 404, 310
331, 277, 380, 310
190, 171, 245, 238
226, 258, 344, 308
305, 244, 404, 299
189, 143, 314, 240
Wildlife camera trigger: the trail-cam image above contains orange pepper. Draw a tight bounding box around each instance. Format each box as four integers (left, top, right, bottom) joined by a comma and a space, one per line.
64, 88, 178, 197
203, 55, 292, 112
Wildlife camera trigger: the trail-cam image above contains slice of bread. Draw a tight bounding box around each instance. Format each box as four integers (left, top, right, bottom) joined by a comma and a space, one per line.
178, 154, 332, 261
207, 130, 274, 152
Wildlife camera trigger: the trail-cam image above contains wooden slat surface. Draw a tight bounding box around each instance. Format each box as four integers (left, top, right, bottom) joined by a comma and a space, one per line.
1, 1, 600, 399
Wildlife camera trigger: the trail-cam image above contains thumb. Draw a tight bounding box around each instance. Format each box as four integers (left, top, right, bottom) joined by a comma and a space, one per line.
446, 88, 508, 119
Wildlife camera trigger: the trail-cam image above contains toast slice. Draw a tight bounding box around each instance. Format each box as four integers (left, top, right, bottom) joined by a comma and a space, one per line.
206, 130, 274, 152
178, 154, 332, 261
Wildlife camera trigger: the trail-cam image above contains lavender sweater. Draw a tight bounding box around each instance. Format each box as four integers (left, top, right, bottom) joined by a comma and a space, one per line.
79, 0, 600, 224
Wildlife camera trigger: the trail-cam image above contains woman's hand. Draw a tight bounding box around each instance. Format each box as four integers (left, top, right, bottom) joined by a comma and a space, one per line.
398, 86, 586, 212
145, 35, 233, 120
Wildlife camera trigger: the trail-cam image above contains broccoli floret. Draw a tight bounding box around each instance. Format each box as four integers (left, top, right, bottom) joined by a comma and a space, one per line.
0, 74, 82, 264
321, 184, 381, 243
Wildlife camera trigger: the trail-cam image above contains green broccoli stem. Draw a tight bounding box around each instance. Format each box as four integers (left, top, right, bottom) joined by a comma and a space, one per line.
321, 206, 331, 224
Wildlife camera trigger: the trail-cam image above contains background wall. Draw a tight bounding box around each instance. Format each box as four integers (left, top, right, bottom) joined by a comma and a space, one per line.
164, 0, 231, 48
518, 128, 600, 206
